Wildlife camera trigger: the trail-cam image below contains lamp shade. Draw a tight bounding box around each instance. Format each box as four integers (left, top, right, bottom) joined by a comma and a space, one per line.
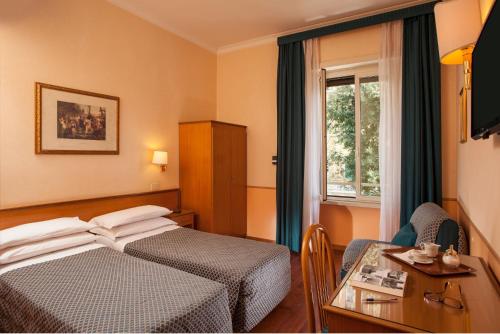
434, 0, 482, 64
152, 150, 168, 165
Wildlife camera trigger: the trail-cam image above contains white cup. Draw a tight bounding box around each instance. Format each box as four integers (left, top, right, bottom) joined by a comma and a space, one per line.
420, 242, 440, 257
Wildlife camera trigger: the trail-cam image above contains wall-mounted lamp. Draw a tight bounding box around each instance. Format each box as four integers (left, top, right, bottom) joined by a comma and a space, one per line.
435, 0, 482, 89
152, 150, 168, 172
435, 0, 483, 143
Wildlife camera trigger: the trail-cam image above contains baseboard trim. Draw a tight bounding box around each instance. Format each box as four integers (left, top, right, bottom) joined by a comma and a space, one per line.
246, 236, 275, 243
247, 186, 277, 190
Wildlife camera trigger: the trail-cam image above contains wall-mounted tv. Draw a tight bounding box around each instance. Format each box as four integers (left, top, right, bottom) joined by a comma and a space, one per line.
472, 1, 500, 140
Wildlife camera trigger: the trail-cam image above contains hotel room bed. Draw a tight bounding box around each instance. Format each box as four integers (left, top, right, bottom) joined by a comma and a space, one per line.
0, 243, 232, 333
96, 226, 291, 332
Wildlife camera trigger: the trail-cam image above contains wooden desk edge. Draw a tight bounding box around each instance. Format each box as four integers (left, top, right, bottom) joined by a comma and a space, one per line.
478, 256, 500, 294
325, 242, 426, 333
323, 303, 427, 333
325, 242, 500, 333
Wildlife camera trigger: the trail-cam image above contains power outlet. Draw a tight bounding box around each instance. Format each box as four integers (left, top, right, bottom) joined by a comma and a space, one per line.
150, 182, 160, 191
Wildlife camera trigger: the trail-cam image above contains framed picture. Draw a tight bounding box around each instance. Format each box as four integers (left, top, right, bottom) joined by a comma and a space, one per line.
459, 87, 467, 143
35, 82, 119, 154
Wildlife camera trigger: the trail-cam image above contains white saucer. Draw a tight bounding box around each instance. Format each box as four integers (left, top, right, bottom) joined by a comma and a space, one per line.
409, 254, 433, 264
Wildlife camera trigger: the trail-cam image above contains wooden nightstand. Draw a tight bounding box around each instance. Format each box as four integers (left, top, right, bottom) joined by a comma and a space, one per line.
168, 209, 195, 228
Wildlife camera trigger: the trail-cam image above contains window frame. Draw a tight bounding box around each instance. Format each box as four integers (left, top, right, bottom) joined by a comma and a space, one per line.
321, 64, 381, 208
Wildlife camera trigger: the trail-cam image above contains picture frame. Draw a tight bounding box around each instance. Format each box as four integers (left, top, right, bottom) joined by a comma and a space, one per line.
35, 82, 120, 154
459, 87, 467, 143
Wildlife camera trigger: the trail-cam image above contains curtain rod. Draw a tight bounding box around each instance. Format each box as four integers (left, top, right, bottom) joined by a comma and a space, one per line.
277, 1, 438, 45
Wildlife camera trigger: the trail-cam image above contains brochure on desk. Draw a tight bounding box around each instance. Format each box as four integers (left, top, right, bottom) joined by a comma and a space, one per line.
350, 264, 407, 297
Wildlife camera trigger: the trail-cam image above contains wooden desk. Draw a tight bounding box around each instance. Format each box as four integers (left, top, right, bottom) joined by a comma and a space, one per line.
323, 243, 500, 332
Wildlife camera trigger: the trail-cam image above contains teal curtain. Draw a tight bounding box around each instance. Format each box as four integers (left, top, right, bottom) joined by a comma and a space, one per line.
400, 13, 442, 227
276, 41, 305, 253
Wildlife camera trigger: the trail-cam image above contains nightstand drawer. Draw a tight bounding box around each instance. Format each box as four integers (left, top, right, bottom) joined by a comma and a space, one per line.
168, 210, 195, 228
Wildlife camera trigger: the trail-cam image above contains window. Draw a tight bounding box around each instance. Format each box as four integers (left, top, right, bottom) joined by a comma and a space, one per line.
323, 65, 380, 205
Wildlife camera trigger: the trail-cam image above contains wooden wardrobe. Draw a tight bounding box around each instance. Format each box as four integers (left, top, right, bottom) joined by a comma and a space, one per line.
179, 121, 247, 237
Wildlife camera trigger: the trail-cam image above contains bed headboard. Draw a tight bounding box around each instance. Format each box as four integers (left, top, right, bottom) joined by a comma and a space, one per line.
0, 189, 180, 230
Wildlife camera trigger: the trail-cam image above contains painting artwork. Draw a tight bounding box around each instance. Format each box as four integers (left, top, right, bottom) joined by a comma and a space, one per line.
36, 82, 119, 154
57, 101, 106, 140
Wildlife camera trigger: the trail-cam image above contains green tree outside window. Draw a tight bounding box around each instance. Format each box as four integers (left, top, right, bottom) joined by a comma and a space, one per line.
325, 74, 380, 199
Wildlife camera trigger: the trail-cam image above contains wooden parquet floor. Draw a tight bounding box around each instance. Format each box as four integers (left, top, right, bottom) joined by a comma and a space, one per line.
251, 251, 343, 333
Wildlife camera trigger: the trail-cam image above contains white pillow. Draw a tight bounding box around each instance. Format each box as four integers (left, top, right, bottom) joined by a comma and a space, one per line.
90, 217, 176, 240
0, 232, 97, 264
0, 217, 94, 251
89, 205, 172, 229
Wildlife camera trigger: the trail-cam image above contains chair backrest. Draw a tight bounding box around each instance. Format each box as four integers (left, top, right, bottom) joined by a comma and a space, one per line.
301, 224, 337, 333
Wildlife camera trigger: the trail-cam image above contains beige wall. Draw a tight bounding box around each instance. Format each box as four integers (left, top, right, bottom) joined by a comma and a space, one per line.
441, 65, 460, 221
0, 0, 217, 208
2, 0, 485, 252
455, 0, 499, 257
217, 42, 278, 240
218, 24, 460, 243
320, 205, 380, 246
320, 25, 380, 66
441, 66, 459, 201
457, 92, 500, 255
247, 186, 277, 240
217, 26, 383, 242
217, 43, 278, 187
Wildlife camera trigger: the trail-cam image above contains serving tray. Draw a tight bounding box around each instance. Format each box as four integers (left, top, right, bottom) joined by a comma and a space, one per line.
383, 247, 476, 276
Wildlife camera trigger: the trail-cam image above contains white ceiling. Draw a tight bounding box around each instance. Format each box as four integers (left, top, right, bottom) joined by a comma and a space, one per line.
108, 0, 425, 52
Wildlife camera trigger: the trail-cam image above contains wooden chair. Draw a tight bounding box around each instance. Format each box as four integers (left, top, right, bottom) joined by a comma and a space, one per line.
301, 224, 337, 333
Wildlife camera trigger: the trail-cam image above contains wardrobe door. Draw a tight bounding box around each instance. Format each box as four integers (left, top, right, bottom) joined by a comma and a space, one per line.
179, 122, 213, 232
229, 126, 247, 237
212, 124, 233, 235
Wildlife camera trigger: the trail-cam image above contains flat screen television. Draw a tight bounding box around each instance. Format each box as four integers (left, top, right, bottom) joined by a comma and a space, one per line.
472, 1, 500, 140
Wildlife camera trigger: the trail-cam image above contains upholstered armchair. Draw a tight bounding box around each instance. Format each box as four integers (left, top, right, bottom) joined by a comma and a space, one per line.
340, 202, 468, 279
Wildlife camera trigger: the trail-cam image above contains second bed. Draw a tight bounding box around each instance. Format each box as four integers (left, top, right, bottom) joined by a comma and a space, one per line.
96, 224, 291, 332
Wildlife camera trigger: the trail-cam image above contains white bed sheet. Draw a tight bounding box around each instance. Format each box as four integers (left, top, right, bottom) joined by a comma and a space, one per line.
96, 225, 180, 252
0, 242, 105, 275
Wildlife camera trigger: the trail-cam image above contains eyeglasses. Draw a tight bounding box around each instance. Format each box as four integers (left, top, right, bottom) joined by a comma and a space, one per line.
424, 281, 464, 309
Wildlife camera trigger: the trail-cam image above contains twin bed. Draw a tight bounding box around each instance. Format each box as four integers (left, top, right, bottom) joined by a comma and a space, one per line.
0, 190, 291, 333
0, 245, 232, 333
99, 226, 291, 332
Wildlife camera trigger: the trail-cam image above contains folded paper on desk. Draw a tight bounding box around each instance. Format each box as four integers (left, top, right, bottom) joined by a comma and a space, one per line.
351, 264, 408, 297
391, 250, 415, 265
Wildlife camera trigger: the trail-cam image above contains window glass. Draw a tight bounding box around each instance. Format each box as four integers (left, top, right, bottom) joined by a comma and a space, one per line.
326, 76, 356, 197
360, 76, 381, 197
324, 71, 380, 201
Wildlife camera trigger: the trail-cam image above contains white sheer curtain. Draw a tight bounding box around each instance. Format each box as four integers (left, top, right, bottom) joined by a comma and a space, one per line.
379, 20, 403, 241
303, 38, 322, 237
